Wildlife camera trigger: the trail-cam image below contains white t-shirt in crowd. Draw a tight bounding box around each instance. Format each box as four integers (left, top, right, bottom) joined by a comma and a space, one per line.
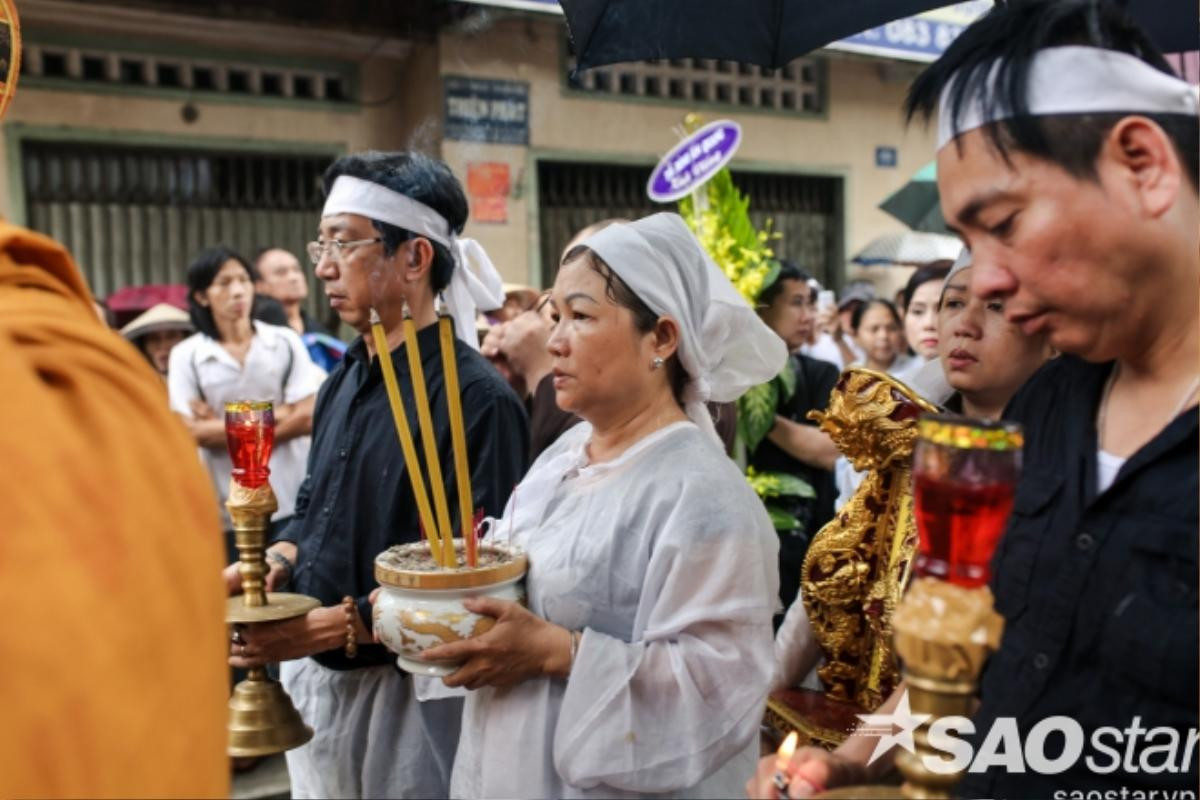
801, 332, 861, 371
168, 321, 326, 527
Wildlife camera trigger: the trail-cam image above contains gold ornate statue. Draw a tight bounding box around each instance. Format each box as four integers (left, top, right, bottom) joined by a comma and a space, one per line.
804, 368, 939, 710
765, 368, 938, 747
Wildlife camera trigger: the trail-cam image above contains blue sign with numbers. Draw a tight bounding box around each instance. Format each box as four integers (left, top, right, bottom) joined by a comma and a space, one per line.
830, 1, 991, 62
837, 18, 966, 61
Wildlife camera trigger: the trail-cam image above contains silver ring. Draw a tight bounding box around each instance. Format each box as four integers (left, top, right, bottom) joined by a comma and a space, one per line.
231, 629, 245, 646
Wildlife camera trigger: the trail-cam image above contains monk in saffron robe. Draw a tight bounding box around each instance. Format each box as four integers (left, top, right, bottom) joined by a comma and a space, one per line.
0, 223, 228, 798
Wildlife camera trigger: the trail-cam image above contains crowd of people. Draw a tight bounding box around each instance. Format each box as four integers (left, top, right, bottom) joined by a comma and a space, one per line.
5, 1, 1197, 798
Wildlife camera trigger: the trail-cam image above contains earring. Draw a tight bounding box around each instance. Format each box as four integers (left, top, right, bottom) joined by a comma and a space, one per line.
652, 356, 665, 370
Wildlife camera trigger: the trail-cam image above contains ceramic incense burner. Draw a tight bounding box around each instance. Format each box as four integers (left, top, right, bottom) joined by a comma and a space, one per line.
373, 540, 527, 676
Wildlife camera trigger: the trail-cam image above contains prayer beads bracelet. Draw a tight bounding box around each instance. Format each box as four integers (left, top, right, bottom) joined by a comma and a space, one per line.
341, 596, 358, 659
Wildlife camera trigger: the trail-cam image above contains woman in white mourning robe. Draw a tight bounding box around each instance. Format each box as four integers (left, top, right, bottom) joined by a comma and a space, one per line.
420, 212, 787, 798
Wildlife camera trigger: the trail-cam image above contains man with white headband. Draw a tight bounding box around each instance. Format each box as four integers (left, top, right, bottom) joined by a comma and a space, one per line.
750, 2, 1198, 797
230, 151, 529, 797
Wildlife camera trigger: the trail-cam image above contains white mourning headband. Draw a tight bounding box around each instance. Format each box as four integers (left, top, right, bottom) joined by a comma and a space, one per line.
320, 174, 506, 350
938, 46, 1200, 150
322, 175, 453, 249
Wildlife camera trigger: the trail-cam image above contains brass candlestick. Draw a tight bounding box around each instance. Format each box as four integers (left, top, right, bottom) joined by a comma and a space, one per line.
224, 401, 320, 757
890, 579, 1003, 799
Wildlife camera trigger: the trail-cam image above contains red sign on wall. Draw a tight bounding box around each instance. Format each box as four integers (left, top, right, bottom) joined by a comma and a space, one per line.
467, 162, 511, 224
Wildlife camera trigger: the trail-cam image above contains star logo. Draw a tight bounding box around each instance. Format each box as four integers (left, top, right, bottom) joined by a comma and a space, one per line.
855, 690, 931, 765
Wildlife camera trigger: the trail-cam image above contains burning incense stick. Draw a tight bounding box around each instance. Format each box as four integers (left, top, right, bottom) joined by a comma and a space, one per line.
369, 308, 445, 566
438, 315, 477, 567
401, 306, 456, 568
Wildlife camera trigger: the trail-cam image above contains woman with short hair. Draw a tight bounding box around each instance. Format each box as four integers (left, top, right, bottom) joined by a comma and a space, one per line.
168, 245, 325, 553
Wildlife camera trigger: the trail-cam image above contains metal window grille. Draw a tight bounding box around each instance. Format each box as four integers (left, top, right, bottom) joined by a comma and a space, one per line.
21, 43, 350, 103
537, 160, 841, 287
22, 139, 335, 318
566, 55, 824, 114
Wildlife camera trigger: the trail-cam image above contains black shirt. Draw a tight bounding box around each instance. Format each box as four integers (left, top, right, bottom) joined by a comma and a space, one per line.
960, 356, 1198, 798
281, 322, 530, 670
748, 353, 839, 611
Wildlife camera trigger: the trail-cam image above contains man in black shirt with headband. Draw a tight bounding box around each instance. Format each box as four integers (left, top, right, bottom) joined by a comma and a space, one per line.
229, 151, 529, 798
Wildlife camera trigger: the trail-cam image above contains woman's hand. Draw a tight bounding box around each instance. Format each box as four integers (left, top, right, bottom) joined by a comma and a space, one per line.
228, 604, 355, 669
421, 596, 572, 690
744, 746, 867, 799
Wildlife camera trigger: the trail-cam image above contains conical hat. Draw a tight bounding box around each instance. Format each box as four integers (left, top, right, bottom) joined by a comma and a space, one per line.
119, 303, 192, 341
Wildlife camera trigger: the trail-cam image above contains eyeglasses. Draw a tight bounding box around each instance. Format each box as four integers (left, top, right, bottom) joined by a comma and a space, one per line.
305, 237, 383, 266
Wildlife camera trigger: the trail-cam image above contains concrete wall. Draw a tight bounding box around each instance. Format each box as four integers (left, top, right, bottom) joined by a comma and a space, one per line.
0, 51, 428, 220
437, 16, 939, 290
0, 0, 439, 223
4, 7, 939, 298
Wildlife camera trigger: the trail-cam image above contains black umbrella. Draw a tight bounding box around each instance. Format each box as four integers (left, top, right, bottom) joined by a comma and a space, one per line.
560, 0, 1197, 72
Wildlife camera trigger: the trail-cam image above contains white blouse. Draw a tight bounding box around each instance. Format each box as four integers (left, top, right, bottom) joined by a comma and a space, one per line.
451, 421, 780, 799
167, 321, 325, 526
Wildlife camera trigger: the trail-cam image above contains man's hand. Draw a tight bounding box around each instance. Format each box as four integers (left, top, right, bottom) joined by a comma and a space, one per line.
767, 415, 839, 472
480, 322, 507, 360
224, 542, 298, 596
498, 309, 554, 388
747, 686, 906, 797
480, 322, 523, 392
228, 604, 347, 669
745, 745, 866, 799
815, 305, 841, 339
420, 596, 572, 690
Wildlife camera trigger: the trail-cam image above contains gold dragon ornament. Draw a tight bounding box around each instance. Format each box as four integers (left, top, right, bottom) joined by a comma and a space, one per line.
802, 368, 938, 713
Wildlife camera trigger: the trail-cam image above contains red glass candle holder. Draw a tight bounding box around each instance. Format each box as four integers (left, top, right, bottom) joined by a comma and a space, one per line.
225, 400, 275, 489
912, 414, 1023, 588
